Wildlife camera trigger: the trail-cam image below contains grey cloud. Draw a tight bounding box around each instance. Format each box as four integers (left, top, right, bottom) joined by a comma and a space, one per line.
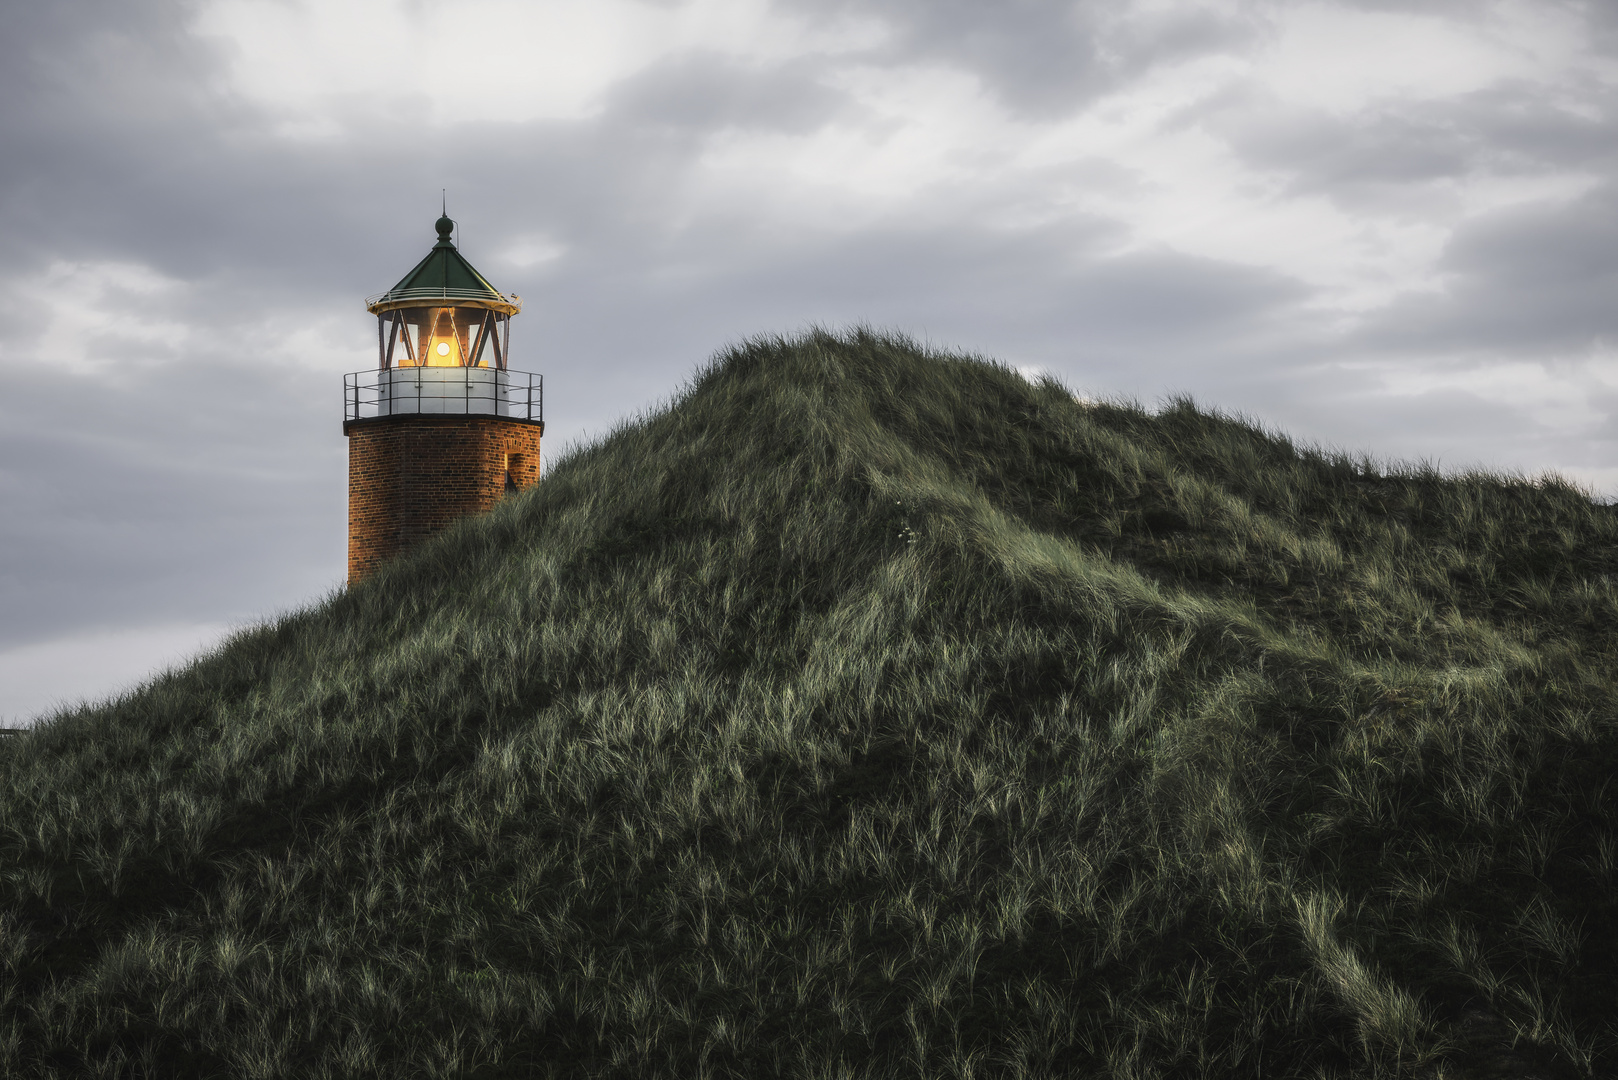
1263, 368, 1618, 483
1351, 183, 1618, 356
1, 1, 241, 259
1224, 107, 1481, 192
778, 0, 1260, 117
1219, 91, 1618, 209
0, 359, 343, 650
828, 0, 1113, 114
1458, 86, 1618, 172
601, 56, 845, 134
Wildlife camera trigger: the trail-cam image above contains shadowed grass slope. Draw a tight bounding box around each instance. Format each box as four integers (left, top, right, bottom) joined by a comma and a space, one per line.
2, 329, 1616, 1078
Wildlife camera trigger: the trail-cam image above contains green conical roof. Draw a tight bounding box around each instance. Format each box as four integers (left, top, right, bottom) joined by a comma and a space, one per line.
366, 216, 519, 314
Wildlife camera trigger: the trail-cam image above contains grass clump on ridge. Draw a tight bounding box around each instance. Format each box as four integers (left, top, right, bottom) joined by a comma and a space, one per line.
1, 327, 1616, 1078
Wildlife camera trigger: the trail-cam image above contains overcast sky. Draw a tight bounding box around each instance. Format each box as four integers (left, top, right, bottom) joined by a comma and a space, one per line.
2, 0, 1615, 723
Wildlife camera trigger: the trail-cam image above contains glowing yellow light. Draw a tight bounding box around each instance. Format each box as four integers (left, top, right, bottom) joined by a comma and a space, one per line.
419, 307, 462, 367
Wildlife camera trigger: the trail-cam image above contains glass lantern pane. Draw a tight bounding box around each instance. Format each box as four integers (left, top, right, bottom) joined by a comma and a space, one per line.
380, 306, 502, 368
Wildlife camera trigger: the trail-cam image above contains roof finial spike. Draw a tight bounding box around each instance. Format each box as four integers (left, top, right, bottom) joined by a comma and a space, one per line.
435, 195, 455, 247
442, 189, 446, 216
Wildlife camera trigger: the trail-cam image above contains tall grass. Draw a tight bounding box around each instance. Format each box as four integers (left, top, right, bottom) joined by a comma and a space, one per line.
1, 328, 1614, 1078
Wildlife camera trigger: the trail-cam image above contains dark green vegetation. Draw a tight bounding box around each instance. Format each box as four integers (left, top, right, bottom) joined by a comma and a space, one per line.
3, 330, 1616, 1079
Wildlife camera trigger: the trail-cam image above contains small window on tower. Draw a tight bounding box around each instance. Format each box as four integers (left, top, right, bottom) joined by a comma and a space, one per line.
504, 452, 522, 495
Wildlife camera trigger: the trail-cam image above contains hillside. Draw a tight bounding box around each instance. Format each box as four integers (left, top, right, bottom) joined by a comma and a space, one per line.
2, 329, 1615, 1078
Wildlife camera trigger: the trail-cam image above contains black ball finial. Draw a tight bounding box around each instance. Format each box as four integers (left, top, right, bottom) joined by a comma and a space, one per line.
435, 214, 455, 240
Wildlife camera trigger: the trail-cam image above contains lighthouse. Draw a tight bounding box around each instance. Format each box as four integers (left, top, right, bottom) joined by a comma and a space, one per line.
343, 213, 543, 584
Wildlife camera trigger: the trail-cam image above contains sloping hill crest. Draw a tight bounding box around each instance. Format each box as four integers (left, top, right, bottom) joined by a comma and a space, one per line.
2, 329, 1614, 1078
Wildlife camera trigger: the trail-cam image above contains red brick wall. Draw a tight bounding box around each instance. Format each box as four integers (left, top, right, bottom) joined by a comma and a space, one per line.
345, 415, 543, 584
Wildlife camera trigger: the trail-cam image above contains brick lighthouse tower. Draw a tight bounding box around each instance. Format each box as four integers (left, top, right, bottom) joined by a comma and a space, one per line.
343, 213, 543, 584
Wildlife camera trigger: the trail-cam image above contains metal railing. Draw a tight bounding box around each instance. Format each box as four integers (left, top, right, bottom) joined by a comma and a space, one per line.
344, 368, 542, 424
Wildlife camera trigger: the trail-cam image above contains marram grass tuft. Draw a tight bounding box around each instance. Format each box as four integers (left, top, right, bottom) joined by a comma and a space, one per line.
2, 328, 1615, 1078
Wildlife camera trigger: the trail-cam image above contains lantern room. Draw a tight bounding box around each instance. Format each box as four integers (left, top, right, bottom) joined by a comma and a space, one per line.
368, 213, 520, 365
387, 303, 504, 368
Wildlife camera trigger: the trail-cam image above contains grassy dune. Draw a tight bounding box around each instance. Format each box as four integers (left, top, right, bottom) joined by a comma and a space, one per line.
2, 329, 1615, 1078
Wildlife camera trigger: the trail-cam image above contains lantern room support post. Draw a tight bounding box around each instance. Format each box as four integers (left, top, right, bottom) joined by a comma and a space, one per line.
385, 313, 400, 370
